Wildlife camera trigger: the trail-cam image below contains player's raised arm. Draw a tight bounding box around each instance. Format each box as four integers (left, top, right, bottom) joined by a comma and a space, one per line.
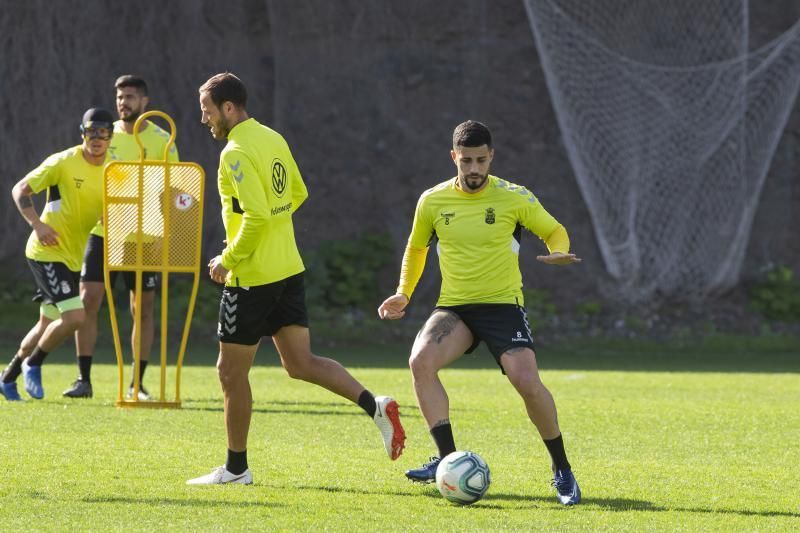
536, 224, 581, 265
517, 193, 580, 265
536, 223, 580, 264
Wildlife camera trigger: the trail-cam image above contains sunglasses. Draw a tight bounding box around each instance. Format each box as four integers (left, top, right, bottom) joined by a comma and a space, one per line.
82, 127, 112, 141
81, 121, 113, 141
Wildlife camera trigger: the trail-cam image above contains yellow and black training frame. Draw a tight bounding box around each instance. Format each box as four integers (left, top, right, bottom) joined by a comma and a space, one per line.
103, 110, 205, 408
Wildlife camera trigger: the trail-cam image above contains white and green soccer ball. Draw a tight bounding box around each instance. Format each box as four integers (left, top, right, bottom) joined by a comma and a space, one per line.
435, 450, 491, 505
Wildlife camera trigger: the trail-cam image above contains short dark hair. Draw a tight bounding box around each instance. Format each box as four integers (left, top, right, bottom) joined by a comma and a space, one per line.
115, 75, 148, 96
453, 120, 492, 149
199, 72, 248, 110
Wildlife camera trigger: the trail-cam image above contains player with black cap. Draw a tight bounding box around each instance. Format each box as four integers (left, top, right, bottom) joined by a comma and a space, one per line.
0, 107, 113, 401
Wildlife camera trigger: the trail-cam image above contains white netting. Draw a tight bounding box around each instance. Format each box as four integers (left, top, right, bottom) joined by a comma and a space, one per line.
523, 0, 800, 302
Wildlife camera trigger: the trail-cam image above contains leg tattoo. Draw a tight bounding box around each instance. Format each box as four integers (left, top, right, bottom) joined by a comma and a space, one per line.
425, 312, 461, 345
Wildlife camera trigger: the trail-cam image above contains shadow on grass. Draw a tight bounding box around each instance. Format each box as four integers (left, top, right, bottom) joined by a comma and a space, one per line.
483, 493, 800, 518
80, 495, 281, 508
181, 405, 366, 417
179, 399, 444, 418
285, 485, 800, 518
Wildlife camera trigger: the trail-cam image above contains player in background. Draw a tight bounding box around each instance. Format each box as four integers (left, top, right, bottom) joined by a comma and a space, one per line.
378, 120, 582, 505
0, 108, 114, 401
187, 72, 405, 485
63, 75, 179, 399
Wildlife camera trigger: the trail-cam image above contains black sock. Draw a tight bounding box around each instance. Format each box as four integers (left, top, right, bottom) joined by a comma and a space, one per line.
77, 356, 92, 383
1, 354, 24, 383
544, 434, 571, 471
26, 346, 49, 367
430, 422, 456, 459
130, 360, 149, 386
357, 390, 376, 418
226, 449, 248, 475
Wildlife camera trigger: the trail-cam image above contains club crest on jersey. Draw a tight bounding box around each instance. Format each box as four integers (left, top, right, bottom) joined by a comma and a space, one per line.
73, 176, 85, 189
485, 207, 495, 224
441, 211, 456, 225
272, 159, 287, 198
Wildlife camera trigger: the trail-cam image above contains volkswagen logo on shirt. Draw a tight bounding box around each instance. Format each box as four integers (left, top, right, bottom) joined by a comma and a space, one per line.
272, 159, 287, 198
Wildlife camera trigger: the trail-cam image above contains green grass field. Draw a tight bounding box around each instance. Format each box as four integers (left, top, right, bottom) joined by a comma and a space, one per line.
0, 340, 798, 531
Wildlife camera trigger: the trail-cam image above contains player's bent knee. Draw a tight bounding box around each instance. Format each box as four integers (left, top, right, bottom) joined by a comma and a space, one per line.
80, 284, 105, 313
60, 310, 86, 332
282, 358, 311, 380
81, 288, 103, 309
409, 349, 440, 376
216, 362, 245, 390
516, 375, 547, 400
505, 364, 542, 391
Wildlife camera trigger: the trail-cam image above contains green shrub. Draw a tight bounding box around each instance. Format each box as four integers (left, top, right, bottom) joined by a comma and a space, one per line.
749, 265, 800, 322
304, 232, 393, 312
576, 300, 602, 317
522, 287, 557, 327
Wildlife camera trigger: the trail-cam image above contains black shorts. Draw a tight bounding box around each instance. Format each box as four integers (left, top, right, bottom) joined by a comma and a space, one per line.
28, 259, 81, 305
434, 303, 535, 370
81, 234, 160, 291
217, 272, 309, 345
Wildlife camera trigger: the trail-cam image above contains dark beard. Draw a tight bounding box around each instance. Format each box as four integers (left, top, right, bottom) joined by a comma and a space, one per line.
462, 174, 487, 191
122, 110, 141, 123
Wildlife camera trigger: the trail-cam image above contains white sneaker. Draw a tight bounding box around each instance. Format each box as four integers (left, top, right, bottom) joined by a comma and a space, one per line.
186, 466, 253, 485
125, 385, 152, 401
373, 395, 406, 460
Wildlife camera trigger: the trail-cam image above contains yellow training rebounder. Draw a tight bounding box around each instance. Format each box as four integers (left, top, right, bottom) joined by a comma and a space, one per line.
103, 111, 205, 408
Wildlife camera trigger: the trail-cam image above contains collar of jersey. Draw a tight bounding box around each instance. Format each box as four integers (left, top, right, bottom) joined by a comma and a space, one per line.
114, 119, 149, 134
228, 118, 257, 141
451, 175, 494, 198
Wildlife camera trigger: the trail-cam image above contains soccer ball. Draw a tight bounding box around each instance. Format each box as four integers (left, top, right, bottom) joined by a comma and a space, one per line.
435, 451, 491, 505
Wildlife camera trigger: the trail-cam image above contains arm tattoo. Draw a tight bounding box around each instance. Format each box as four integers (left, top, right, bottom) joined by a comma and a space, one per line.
432, 419, 450, 428
18, 196, 33, 209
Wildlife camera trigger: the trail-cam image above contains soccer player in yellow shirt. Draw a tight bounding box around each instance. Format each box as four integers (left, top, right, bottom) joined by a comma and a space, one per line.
378, 120, 582, 505
186, 73, 405, 485
0, 108, 113, 401
64, 75, 180, 400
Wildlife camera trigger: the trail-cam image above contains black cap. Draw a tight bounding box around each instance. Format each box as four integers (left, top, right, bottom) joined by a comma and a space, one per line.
81, 107, 114, 127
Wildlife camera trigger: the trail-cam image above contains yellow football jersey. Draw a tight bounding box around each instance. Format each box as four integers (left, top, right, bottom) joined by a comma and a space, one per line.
408, 175, 562, 306
218, 118, 308, 287
24, 146, 106, 271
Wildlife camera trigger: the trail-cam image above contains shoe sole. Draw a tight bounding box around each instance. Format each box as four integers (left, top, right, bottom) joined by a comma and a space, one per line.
1, 388, 23, 402
554, 478, 581, 505
186, 470, 253, 485
383, 400, 406, 460
26, 387, 43, 400
405, 476, 435, 484
186, 478, 253, 485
